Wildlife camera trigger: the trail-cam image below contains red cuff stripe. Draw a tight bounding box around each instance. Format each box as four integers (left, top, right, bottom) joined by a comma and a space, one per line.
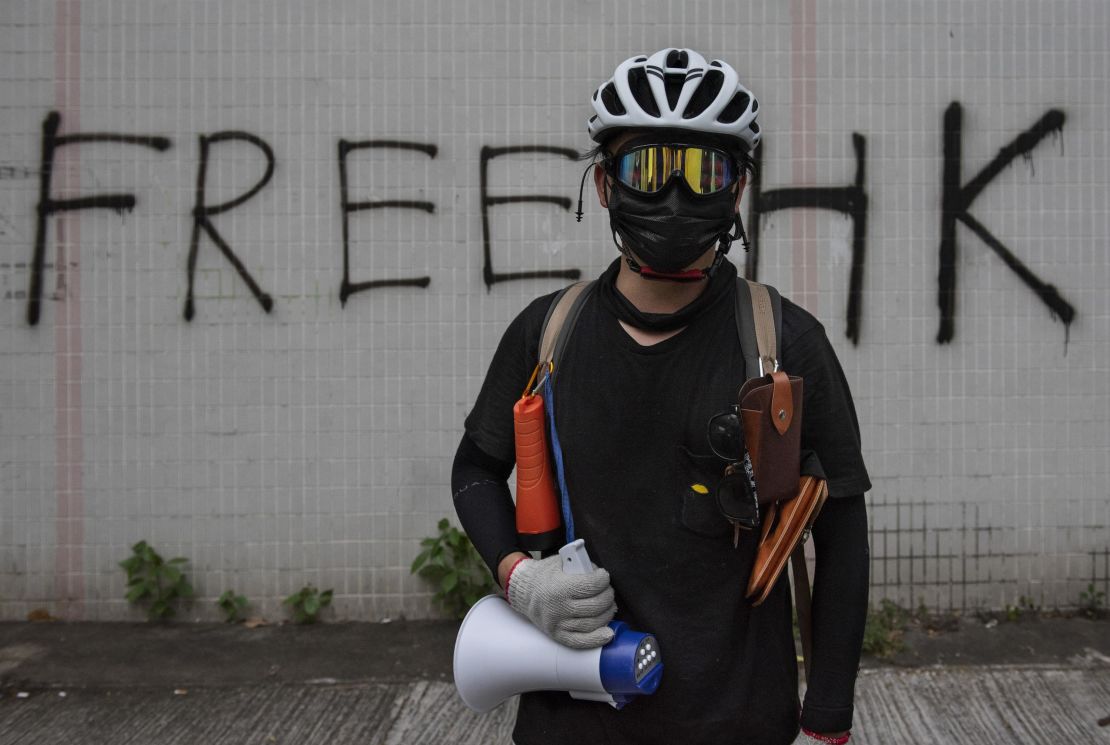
503, 556, 529, 605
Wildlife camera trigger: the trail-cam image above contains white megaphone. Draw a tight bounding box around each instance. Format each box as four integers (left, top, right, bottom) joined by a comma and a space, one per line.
453, 539, 663, 713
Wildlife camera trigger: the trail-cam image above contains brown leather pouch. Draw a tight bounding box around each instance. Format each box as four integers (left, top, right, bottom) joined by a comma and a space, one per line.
745, 475, 828, 605
738, 370, 803, 506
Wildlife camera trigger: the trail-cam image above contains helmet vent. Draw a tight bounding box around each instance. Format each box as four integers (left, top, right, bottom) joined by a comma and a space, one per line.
634, 56, 648, 63
628, 67, 660, 117
600, 82, 626, 115
664, 73, 685, 110
665, 49, 689, 69
717, 91, 751, 124
682, 70, 724, 119
750, 121, 760, 134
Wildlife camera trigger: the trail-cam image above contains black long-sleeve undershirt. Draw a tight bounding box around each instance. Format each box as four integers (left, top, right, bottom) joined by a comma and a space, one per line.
452, 432, 870, 733
800, 492, 870, 733
452, 433, 519, 581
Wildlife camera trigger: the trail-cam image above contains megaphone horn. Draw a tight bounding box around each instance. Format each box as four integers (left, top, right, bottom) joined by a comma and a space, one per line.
453, 594, 663, 712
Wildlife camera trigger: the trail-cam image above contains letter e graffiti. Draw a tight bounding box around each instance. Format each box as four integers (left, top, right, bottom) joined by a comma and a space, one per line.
337, 140, 435, 305
479, 146, 582, 288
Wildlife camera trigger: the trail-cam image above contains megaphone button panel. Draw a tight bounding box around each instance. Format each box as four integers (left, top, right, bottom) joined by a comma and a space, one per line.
634, 636, 661, 683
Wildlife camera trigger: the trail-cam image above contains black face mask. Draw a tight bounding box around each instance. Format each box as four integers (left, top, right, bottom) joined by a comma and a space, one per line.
607, 176, 737, 274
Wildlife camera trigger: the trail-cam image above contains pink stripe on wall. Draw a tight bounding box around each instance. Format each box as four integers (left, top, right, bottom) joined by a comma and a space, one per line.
53, 0, 84, 619
791, 0, 819, 313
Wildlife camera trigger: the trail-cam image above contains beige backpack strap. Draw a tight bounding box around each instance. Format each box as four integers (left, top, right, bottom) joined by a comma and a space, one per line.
539, 281, 592, 368
745, 278, 816, 682
746, 280, 779, 376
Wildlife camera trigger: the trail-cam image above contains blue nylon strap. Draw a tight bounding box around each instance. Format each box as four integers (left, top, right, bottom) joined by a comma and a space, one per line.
543, 373, 575, 544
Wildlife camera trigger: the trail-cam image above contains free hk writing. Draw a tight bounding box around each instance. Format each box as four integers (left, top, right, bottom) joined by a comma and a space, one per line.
18, 107, 1075, 344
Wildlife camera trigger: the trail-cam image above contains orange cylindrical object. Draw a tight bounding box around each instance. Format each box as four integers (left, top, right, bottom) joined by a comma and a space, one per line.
513, 395, 562, 537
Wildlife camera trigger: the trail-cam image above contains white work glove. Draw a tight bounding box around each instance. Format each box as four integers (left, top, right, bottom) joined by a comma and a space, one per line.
505, 554, 617, 649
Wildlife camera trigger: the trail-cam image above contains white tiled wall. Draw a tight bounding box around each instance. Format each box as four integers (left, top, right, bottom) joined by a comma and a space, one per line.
1, 0, 1107, 620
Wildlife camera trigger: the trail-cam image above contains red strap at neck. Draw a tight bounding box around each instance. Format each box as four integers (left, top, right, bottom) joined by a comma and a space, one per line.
636, 265, 707, 282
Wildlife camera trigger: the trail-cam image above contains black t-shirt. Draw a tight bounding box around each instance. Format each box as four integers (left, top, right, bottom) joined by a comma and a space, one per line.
464, 273, 870, 745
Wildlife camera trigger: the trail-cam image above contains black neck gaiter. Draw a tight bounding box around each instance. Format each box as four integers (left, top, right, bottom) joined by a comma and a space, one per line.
596, 256, 736, 332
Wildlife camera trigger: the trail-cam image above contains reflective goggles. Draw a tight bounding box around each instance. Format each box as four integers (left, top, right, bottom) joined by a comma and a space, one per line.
609, 143, 739, 195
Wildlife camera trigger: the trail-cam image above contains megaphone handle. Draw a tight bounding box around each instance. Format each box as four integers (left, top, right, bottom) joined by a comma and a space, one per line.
559, 538, 594, 575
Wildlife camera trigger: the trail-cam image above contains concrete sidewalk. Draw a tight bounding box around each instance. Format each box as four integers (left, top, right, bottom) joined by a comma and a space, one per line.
1, 617, 1108, 744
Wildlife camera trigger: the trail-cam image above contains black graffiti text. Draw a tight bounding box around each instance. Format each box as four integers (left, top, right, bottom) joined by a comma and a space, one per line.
28, 111, 171, 325
21, 108, 1077, 346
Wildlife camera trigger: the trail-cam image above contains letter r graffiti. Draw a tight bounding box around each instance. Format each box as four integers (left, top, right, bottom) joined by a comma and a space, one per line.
185, 132, 276, 321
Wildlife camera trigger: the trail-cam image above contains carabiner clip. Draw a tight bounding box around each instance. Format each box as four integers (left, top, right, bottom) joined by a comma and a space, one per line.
532, 361, 553, 396
521, 361, 554, 398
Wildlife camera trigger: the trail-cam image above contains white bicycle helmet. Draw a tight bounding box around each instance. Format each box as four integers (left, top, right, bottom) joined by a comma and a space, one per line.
588, 48, 760, 151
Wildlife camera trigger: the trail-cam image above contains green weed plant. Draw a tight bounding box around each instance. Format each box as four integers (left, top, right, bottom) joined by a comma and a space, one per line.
411, 518, 496, 620
118, 540, 194, 621
217, 590, 250, 623
284, 584, 333, 624
862, 599, 909, 658
1078, 583, 1106, 619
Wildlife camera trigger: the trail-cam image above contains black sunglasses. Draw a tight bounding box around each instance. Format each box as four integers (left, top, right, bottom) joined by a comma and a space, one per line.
706, 405, 760, 530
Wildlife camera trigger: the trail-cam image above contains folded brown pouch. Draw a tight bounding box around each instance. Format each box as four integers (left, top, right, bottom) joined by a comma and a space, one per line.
746, 475, 828, 605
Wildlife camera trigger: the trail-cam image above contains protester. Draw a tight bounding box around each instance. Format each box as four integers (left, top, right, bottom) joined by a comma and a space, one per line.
453, 47, 871, 745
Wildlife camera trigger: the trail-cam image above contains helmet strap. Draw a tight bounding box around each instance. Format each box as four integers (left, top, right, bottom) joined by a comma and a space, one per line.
610, 229, 729, 283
